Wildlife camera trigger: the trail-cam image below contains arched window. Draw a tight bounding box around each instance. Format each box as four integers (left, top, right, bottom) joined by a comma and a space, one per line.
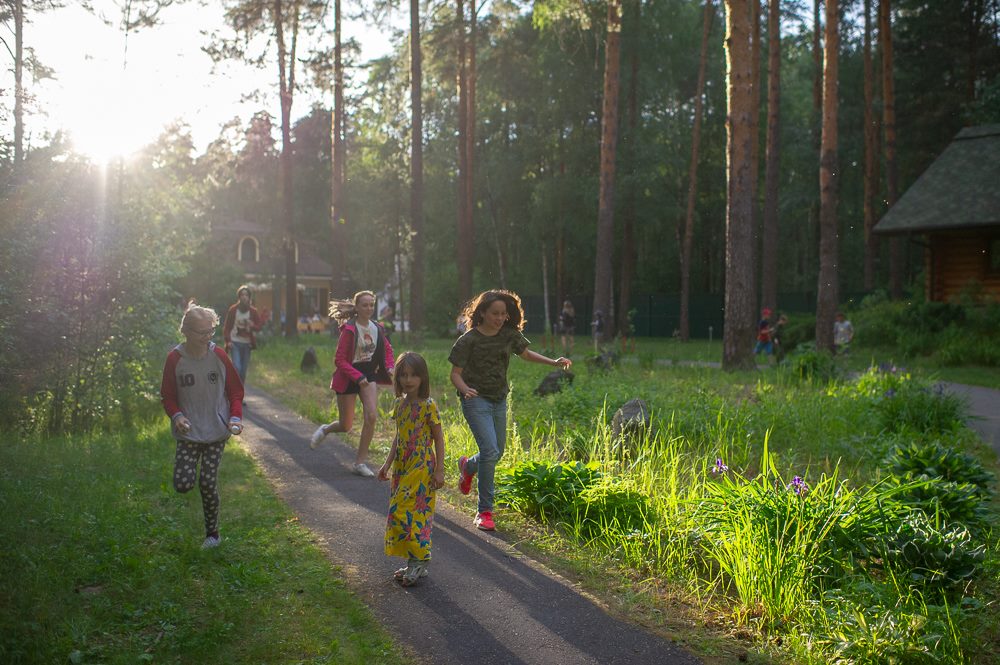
238, 236, 259, 263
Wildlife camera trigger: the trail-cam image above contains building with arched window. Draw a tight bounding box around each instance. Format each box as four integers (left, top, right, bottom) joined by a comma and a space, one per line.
211, 219, 337, 326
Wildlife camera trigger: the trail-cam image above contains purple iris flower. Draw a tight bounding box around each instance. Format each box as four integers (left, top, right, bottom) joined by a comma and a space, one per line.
788, 476, 809, 496
711, 458, 729, 474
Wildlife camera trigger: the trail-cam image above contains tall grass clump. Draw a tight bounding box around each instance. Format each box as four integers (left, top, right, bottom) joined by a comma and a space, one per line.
850, 364, 968, 435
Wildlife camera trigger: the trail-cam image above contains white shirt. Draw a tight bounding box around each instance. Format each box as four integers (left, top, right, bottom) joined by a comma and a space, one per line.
231, 309, 252, 344
353, 320, 378, 363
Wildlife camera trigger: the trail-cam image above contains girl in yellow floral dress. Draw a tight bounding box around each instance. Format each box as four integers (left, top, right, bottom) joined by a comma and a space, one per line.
377, 352, 445, 586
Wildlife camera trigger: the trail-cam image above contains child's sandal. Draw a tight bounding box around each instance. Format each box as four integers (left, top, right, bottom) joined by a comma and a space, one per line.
397, 562, 428, 587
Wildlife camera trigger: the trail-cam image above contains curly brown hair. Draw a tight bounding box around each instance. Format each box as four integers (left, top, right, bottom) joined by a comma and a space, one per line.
459, 290, 525, 331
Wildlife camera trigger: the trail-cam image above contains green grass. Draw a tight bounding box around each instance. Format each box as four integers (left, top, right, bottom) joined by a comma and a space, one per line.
253, 333, 1000, 664
0, 418, 405, 665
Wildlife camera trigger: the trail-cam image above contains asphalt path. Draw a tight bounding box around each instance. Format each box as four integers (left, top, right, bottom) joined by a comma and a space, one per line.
240, 386, 701, 665
942, 382, 1000, 457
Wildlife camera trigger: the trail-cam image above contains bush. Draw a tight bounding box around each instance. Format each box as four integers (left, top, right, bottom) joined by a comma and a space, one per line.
852, 366, 967, 434
884, 440, 994, 495
785, 344, 839, 383
575, 476, 653, 536
873, 383, 966, 435
881, 512, 985, 589
496, 461, 602, 520
812, 582, 968, 663
889, 476, 990, 534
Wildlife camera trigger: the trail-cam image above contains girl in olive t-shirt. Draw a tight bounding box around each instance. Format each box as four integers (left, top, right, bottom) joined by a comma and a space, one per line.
448, 290, 571, 531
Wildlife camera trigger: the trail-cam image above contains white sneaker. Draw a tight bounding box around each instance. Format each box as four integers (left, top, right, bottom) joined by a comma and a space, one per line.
201, 535, 221, 549
309, 425, 328, 449
352, 462, 375, 478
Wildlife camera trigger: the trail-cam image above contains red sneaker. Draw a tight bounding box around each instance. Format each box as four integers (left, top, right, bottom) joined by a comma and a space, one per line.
474, 511, 495, 531
458, 456, 474, 495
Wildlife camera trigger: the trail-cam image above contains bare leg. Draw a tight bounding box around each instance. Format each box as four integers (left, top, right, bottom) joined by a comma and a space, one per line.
355, 382, 379, 464
323, 394, 357, 435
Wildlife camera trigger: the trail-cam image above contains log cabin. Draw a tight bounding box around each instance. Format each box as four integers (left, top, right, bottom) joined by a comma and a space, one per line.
873, 125, 1000, 303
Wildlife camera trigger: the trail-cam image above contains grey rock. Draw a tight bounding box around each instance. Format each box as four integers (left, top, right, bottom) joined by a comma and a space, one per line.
534, 369, 574, 396
300, 346, 320, 373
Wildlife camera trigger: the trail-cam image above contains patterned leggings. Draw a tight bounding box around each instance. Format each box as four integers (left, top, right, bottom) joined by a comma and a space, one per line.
173, 440, 226, 536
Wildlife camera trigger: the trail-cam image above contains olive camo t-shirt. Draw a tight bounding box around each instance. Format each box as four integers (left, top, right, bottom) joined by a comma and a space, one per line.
448, 326, 530, 402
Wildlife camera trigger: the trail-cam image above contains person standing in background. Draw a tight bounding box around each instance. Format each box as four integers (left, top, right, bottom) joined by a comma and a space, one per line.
223, 285, 262, 387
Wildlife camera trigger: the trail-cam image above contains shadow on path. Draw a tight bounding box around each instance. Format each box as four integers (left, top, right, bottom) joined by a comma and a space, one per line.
240, 386, 700, 665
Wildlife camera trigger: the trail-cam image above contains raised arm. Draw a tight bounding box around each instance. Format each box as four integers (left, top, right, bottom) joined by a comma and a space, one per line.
519, 349, 572, 370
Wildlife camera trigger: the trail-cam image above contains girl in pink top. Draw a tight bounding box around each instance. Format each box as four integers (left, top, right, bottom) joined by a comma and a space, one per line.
309, 290, 395, 477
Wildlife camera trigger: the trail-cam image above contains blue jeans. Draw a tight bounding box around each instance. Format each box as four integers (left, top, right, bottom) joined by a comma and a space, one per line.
230, 342, 251, 386
460, 396, 507, 513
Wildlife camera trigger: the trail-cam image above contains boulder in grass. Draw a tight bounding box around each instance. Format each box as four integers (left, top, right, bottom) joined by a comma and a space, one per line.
534, 369, 575, 396
611, 398, 650, 444
300, 346, 320, 373
588, 349, 619, 371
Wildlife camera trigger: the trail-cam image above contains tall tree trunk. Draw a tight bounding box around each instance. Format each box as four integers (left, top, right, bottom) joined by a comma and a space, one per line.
13, 0, 24, 169
592, 0, 623, 342
760, 0, 780, 313
541, 240, 552, 337
455, 0, 472, 303
466, 0, 477, 290
680, 0, 715, 342
409, 0, 425, 333
880, 0, 902, 299
331, 0, 347, 296
484, 173, 507, 287
723, 0, 757, 371
815, 0, 839, 352
807, 0, 822, 290
862, 0, 880, 290
749, 0, 761, 302
556, 224, 565, 305
276, 0, 299, 337
617, 0, 640, 339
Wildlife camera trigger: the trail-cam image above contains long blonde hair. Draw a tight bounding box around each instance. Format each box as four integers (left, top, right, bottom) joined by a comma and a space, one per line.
328, 290, 376, 325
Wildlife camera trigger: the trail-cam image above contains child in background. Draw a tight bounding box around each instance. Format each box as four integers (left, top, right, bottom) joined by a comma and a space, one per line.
834, 312, 855, 354
160, 302, 244, 549
590, 310, 604, 353
377, 352, 445, 586
450, 290, 571, 531
558, 300, 576, 357
754, 307, 774, 357
222, 285, 263, 387
310, 290, 395, 477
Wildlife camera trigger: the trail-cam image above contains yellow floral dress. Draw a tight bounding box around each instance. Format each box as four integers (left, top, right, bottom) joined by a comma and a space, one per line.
385, 398, 441, 562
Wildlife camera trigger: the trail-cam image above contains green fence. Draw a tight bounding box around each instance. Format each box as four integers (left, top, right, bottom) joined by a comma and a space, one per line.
522, 292, 866, 339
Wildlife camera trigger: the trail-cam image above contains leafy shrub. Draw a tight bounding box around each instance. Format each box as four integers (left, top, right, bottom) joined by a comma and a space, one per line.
937, 325, 1000, 367
884, 440, 994, 495
853, 366, 967, 434
812, 582, 967, 664
881, 512, 985, 589
888, 477, 990, 534
496, 461, 601, 520
853, 298, 1000, 366
872, 383, 966, 435
785, 344, 839, 383
575, 476, 653, 536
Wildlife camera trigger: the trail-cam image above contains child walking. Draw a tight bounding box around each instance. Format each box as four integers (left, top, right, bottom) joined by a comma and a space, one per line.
450, 290, 572, 531
377, 352, 445, 586
310, 290, 395, 477
160, 302, 245, 549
